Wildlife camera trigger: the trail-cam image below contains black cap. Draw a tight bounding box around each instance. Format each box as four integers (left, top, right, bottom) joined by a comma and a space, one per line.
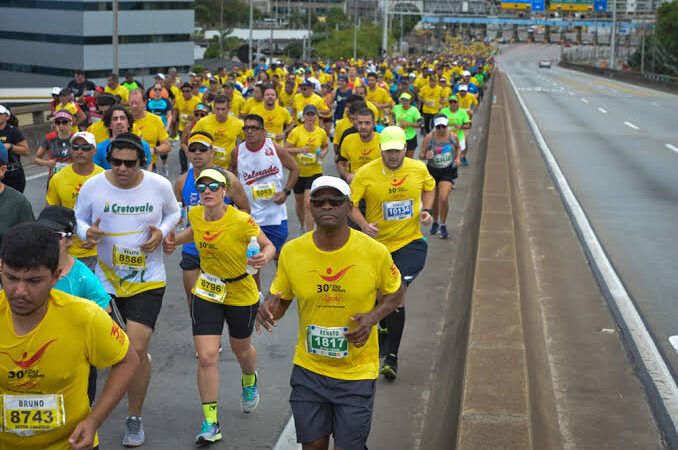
59, 87, 72, 96
37, 205, 76, 234
96, 93, 117, 105
181, 82, 192, 89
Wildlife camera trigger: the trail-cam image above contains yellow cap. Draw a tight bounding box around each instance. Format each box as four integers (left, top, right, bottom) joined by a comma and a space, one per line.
195, 168, 227, 186
188, 133, 213, 148
380, 126, 407, 151
399, 92, 412, 101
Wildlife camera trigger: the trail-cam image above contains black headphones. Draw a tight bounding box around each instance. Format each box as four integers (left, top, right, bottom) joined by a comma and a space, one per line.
106, 133, 147, 167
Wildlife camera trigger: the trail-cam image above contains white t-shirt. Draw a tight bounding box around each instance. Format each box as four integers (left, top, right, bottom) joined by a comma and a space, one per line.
74, 170, 180, 297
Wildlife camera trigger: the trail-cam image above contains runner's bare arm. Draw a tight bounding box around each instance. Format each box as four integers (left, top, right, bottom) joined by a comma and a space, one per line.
345, 284, 404, 347
226, 172, 251, 213
256, 292, 293, 334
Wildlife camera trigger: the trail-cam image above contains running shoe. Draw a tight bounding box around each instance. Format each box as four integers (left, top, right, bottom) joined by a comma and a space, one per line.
381, 354, 398, 380
122, 416, 145, 447
440, 225, 449, 239
461, 156, 469, 166
430, 222, 440, 235
241, 372, 259, 414
195, 420, 222, 446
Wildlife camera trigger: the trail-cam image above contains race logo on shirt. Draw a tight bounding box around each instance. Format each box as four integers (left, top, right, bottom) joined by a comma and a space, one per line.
388, 175, 409, 195
242, 166, 280, 185
312, 266, 355, 304
1, 339, 57, 390
103, 201, 154, 215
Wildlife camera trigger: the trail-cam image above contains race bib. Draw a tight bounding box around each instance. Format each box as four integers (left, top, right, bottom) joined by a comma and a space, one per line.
112, 246, 146, 271
383, 199, 414, 221
426, 100, 436, 107
194, 272, 226, 303
213, 146, 227, 163
306, 326, 349, 358
432, 146, 453, 167
2, 394, 66, 435
53, 162, 69, 174
298, 152, 317, 165
251, 182, 276, 201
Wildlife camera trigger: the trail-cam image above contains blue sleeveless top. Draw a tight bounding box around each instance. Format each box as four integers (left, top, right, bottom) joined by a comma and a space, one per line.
181, 167, 232, 256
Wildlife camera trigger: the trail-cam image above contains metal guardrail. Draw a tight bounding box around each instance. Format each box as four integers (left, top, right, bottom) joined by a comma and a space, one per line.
559, 59, 678, 93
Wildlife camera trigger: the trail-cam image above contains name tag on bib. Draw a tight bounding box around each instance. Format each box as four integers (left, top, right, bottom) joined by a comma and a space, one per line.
383, 199, 414, 221
194, 272, 226, 303
298, 152, 317, 165
306, 325, 349, 358
2, 394, 66, 435
113, 246, 146, 271
251, 182, 276, 201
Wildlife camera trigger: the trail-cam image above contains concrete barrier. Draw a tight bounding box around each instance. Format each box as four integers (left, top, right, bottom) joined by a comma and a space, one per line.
559, 60, 678, 94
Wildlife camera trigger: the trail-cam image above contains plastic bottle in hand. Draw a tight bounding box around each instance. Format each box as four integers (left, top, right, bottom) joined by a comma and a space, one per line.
176, 202, 187, 232
246, 236, 260, 275
315, 148, 322, 161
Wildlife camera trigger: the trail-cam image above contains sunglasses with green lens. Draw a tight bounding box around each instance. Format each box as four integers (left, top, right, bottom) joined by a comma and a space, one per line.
196, 182, 223, 193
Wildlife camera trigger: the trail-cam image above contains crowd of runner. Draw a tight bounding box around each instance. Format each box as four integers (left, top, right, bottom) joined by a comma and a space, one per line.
0, 38, 495, 450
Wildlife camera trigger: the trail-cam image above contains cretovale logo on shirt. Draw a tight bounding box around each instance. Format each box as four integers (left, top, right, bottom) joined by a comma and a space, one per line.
103, 201, 154, 215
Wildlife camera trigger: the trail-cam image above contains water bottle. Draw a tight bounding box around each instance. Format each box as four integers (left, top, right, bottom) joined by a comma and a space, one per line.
315, 148, 322, 161
246, 237, 260, 275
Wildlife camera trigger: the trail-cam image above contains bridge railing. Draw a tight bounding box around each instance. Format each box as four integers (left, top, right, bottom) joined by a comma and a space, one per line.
559, 58, 678, 93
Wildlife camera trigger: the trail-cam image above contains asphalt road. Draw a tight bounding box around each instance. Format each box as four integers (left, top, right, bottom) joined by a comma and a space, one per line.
498, 44, 678, 382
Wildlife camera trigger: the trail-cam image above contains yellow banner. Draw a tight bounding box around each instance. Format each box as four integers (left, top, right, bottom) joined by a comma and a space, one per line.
501, 2, 531, 9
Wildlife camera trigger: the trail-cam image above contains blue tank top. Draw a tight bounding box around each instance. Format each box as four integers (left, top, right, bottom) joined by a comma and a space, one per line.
181, 167, 232, 255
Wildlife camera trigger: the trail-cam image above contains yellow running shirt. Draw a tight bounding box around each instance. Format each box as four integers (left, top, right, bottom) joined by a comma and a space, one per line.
241, 97, 263, 116
270, 229, 401, 380
134, 113, 169, 165
189, 205, 260, 307
351, 157, 435, 252
0, 290, 129, 450
333, 117, 352, 146
250, 103, 292, 144
418, 84, 443, 114
46, 164, 104, 258
292, 93, 330, 123
229, 92, 246, 118
457, 93, 479, 112
278, 89, 296, 113
104, 85, 129, 104
340, 133, 381, 174
286, 125, 327, 178
191, 114, 244, 169
174, 95, 201, 132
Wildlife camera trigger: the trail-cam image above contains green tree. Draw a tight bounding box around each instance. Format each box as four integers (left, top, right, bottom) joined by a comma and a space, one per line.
313, 23, 391, 59
204, 34, 246, 59
194, 0, 263, 27
656, 1, 678, 58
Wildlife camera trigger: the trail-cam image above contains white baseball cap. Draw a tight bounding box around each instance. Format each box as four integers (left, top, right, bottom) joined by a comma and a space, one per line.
462, 70, 471, 76
51, 87, 62, 96
433, 116, 449, 127
310, 176, 351, 197
70, 131, 97, 147
0, 105, 10, 115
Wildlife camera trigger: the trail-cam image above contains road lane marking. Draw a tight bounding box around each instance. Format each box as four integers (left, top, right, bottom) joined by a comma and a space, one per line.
670, 336, 678, 354
507, 71, 678, 442
581, 98, 589, 103
26, 171, 48, 181
272, 416, 301, 450
624, 121, 640, 130
597, 107, 607, 114
666, 144, 678, 154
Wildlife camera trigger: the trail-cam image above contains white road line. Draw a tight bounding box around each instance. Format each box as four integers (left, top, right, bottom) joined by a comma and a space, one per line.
26, 171, 48, 181
272, 415, 301, 450
507, 71, 678, 440
670, 336, 678, 354
624, 121, 640, 130
666, 144, 678, 154
597, 107, 607, 114
581, 98, 589, 103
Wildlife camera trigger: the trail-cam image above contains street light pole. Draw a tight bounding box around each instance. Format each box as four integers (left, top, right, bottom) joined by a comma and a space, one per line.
112, 0, 119, 74
248, 0, 254, 69
382, 0, 389, 59
220, 0, 224, 66
608, 0, 617, 69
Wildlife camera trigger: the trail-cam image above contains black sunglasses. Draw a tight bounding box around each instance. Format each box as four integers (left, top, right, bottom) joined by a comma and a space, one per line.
72, 143, 93, 151
196, 182, 223, 193
109, 157, 139, 168
188, 145, 210, 153
55, 120, 71, 125
310, 195, 347, 208
435, 125, 447, 129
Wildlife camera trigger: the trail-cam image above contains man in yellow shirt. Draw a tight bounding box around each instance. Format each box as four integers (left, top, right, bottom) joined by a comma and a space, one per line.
418, 76, 443, 134
223, 82, 245, 118
365, 72, 393, 124
336, 107, 380, 183
278, 76, 297, 113
87, 93, 117, 143
349, 126, 435, 379
0, 222, 138, 450
240, 84, 264, 118
285, 104, 329, 232
129, 90, 170, 175
192, 95, 244, 169
257, 175, 403, 450
105, 73, 129, 104
438, 77, 452, 109
174, 82, 201, 172
457, 84, 478, 116
54, 88, 87, 133
46, 131, 104, 271
292, 81, 331, 125
251, 86, 293, 145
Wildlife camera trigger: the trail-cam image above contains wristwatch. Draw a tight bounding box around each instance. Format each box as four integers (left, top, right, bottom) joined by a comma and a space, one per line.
283, 188, 291, 196
422, 208, 433, 215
